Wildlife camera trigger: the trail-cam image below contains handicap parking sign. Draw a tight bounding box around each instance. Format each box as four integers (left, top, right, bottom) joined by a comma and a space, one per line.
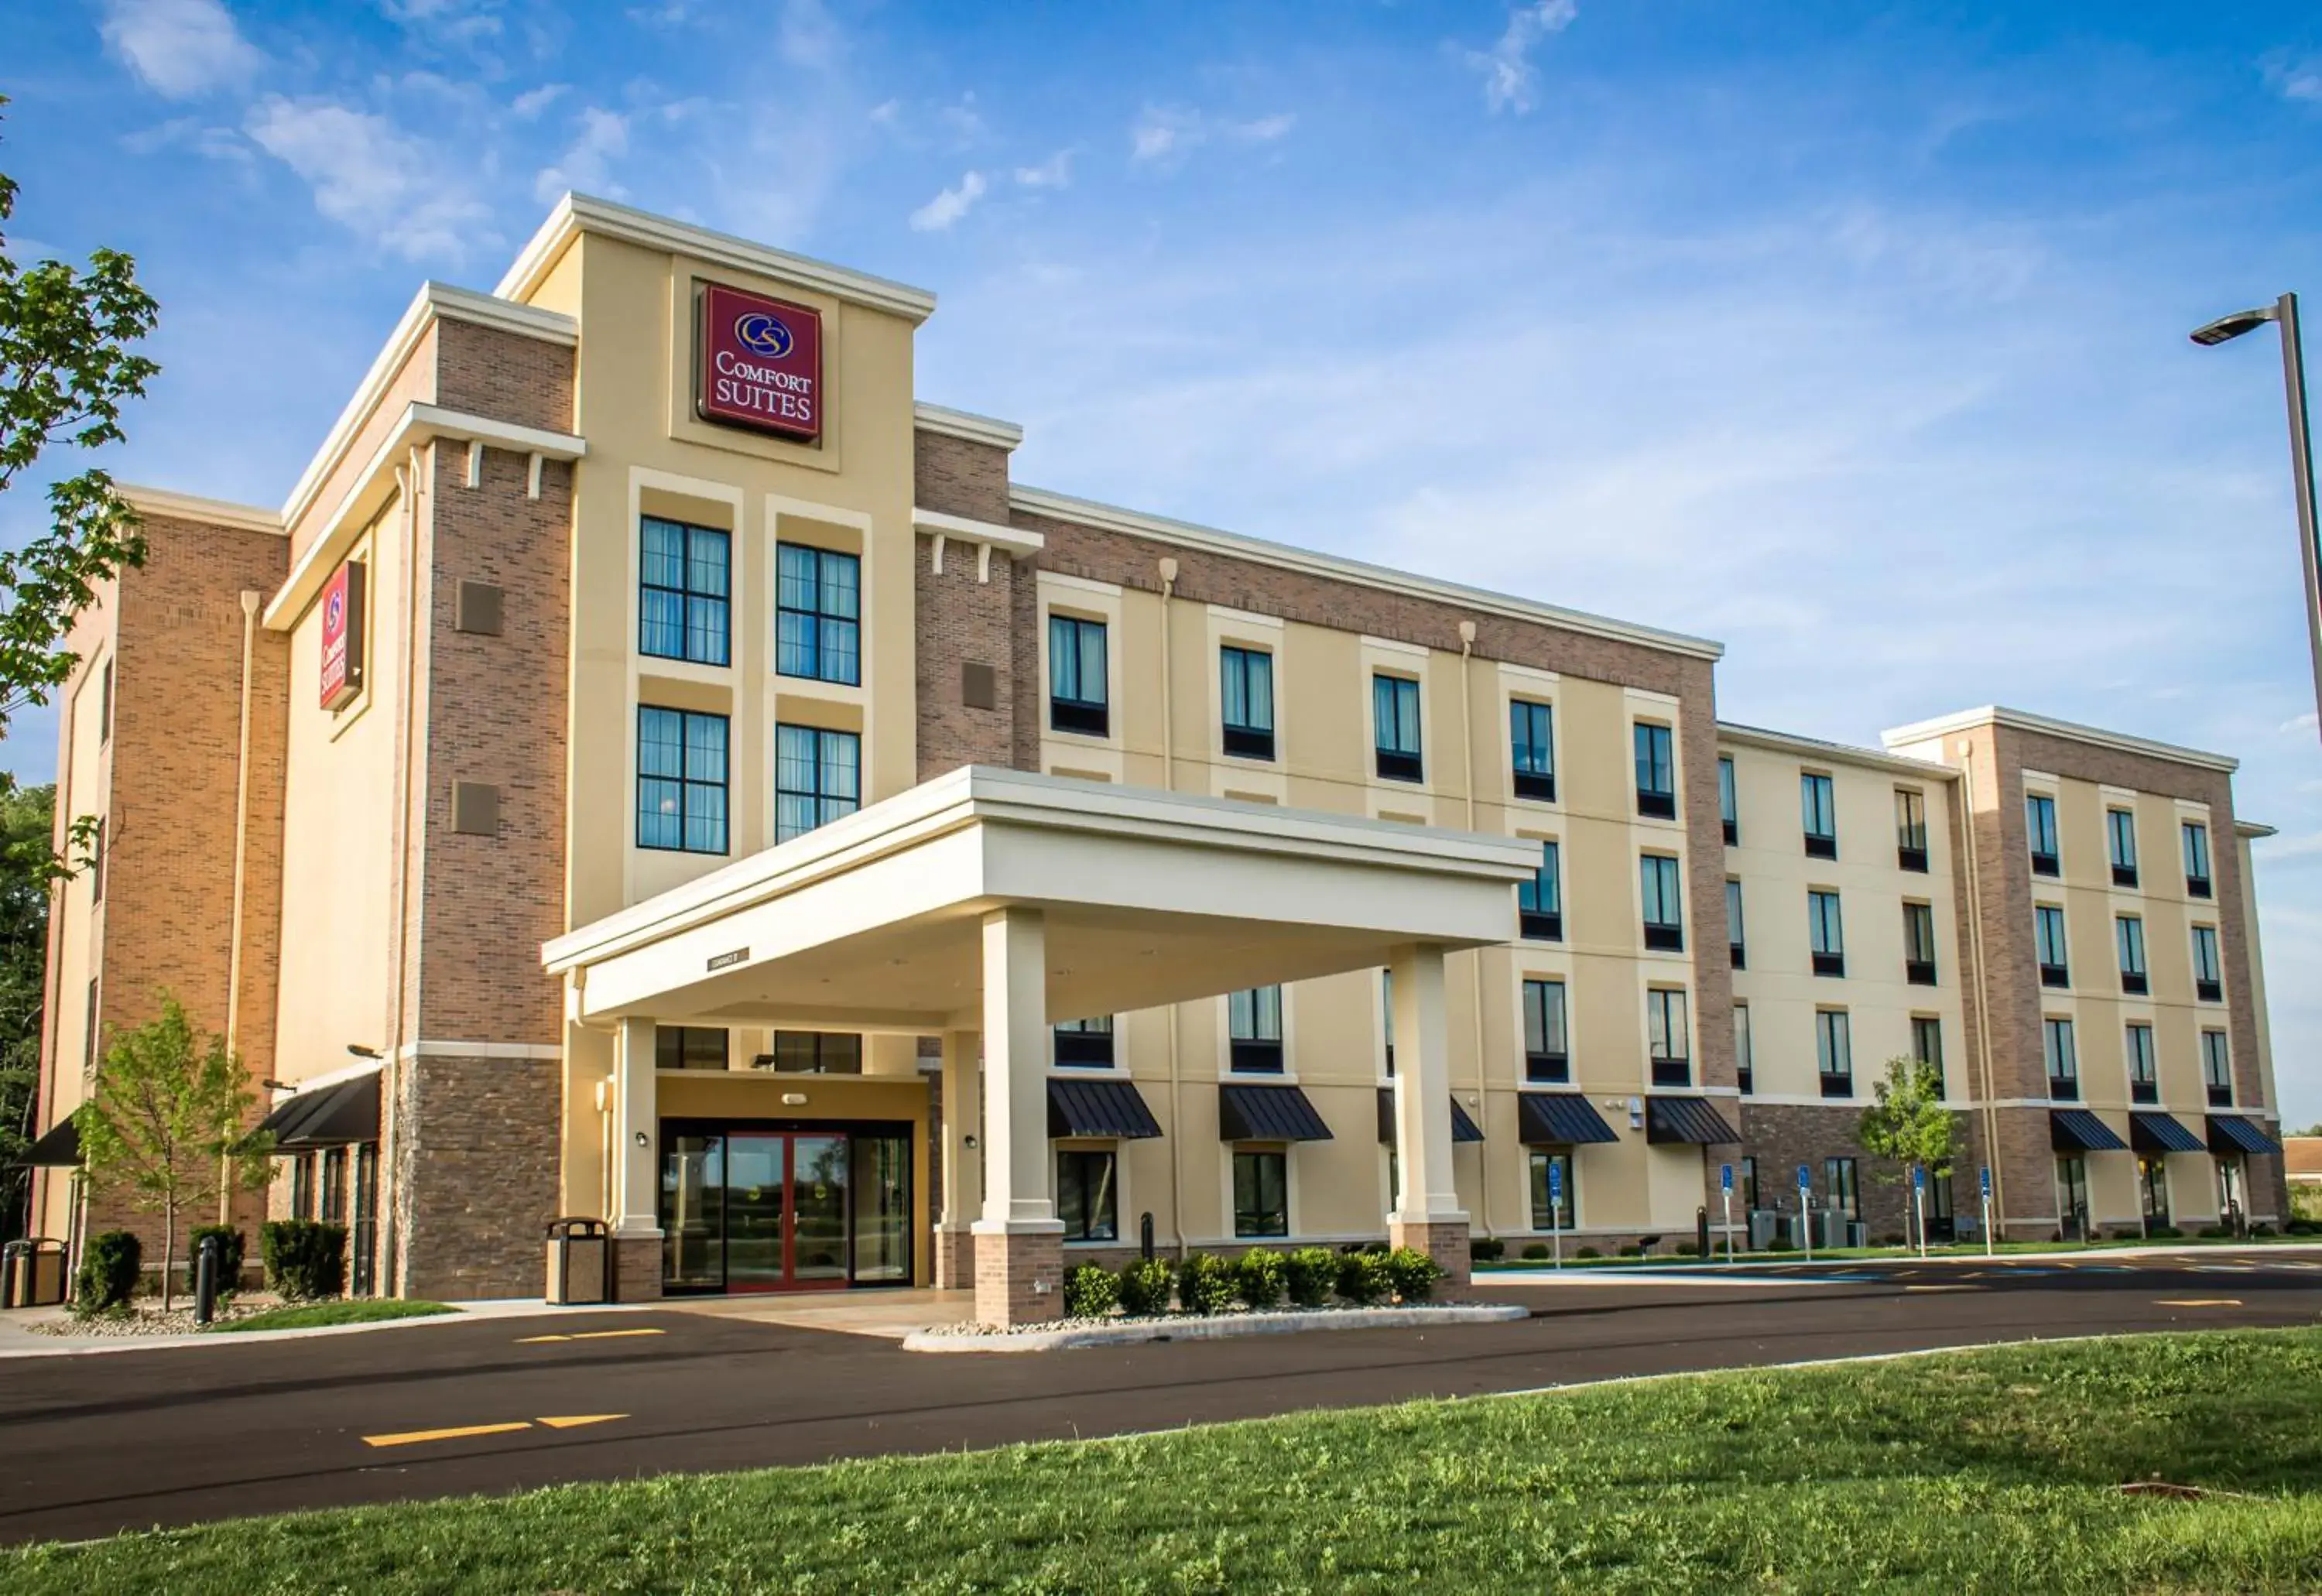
1721, 1163, 1733, 1193
1980, 1165, 1992, 1198
1549, 1160, 1564, 1200
1796, 1163, 1811, 1191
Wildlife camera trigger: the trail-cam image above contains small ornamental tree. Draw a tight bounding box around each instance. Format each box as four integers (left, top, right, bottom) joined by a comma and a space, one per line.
74, 994, 271, 1311
1856, 1057, 1957, 1248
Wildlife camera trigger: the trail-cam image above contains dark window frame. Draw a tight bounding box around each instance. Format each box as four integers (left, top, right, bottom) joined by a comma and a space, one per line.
2125, 1022, 2158, 1106
1801, 772, 1837, 859
774, 723, 861, 845
1895, 787, 1929, 872
1519, 841, 1563, 941
1231, 1148, 1289, 1238
1058, 1148, 1120, 1242
774, 542, 861, 686
1718, 755, 1738, 845
766, 1032, 864, 1074
1634, 722, 1676, 819
1647, 988, 1690, 1089
1522, 976, 1569, 1084
1054, 1016, 1116, 1068
2106, 807, 2139, 889
1373, 673, 1423, 783
2190, 924, 2223, 1003
1909, 1015, 1944, 1097
1510, 699, 1556, 802
639, 515, 732, 666
2026, 792, 2060, 877
1816, 1009, 1852, 1098
2044, 1015, 2079, 1101
637, 706, 730, 855
1809, 888, 1844, 977
1049, 613, 1111, 737
656, 1026, 729, 1071
1228, 986, 1285, 1074
1640, 852, 1684, 953
2201, 1029, 2233, 1107
1220, 645, 1276, 762
1902, 900, 1937, 986
2183, 820, 2213, 899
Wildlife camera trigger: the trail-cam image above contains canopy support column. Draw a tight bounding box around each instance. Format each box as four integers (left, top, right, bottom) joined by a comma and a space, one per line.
936, 1028, 982, 1289
1388, 942, 1471, 1289
611, 1015, 663, 1301
971, 907, 1064, 1325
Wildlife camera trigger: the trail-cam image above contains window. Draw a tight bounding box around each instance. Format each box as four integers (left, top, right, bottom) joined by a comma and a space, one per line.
1640, 854, 1684, 952
82, 977, 99, 1070
291, 1156, 313, 1221
1220, 646, 1275, 760
1058, 1149, 1118, 1242
1049, 615, 1109, 735
2125, 1022, 2157, 1105
1726, 878, 1745, 969
639, 516, 731, 666
775, 544, 861, 685
1734, 1002, 1753, 1095
1824, 1156, 1861, 1221
1229, 986, 1284, 1073
637, 707, 728, 853
1380, 969, 1393, 1074
2026, 792, 2060, 875
1634, 723, 1676, 818
1718, 755, 1738, 844
1522, 978, 1568, 1083
2138, 1153, 2170, 1228
2202, 1029, 2232, 1107
2056, 1154, 2090, 1232
2106, 807, 2139, 888
769, 1033, 862, 1074
1910, 1015, 1944, 1095
1816, 1009, 1852, 1098
1510, 700, 1555, 801
1528, 1149, 1574, 1230
1519, 841, 1563, 940
2115, 914, 2148, 995
2183, 820, 2213, 898
1902, 901, 1937, 985
1232, 1149, 1289, 1237
2190, 924, 2222, 1002
1054, 1016, 1115, 1068
774, 724, 860, 844
2034, 904, 2069, 987
1808, 889, 1845, 977
2044, 1016, 2078, 1099
1801, 772, 1837, 858
1373, 674, 1423, 782
1895, 788, 1928, 872
98, 659, 113, 744
1741, 1155, 1759, 1211
1647, 988, 1690, 1087
89, 817, 104, 905
655, 1026, 728, 1070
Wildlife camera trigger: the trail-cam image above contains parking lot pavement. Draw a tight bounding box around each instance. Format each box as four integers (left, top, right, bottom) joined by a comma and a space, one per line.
2, 1247, 2317, 1546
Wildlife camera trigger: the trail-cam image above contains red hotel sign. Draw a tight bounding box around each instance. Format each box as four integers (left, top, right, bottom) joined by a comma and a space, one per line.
319, 560, 367, 711
697, 281, 823, 443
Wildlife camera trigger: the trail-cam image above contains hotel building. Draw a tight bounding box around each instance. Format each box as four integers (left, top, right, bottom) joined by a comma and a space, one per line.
23, 197, 2288, 1325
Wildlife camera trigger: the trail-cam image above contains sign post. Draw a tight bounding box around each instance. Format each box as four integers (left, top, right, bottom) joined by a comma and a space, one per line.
1719, 1163, 1735, 1264
1550, 1159, 1564, 1270
1979, 1165, 1994, 1259
1796, 1163, 1813, 1266
1912, 1164, 1927, 1259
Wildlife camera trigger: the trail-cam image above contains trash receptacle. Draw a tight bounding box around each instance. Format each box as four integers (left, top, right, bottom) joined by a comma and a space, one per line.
2, 1238, 68, 1309
545, 1218, 609, 1305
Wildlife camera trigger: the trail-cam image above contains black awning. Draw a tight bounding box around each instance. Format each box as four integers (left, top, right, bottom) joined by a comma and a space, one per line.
2207, 1115, 2283, 1157
2051, 1108, 2128, 1152
2128, 1111, 2205, 1154
1645, 1096, 1741, 1146
1517, 1092, 1619, 1146
14, 1117, 80, 1168
1218, 1083, 1334, 1142
265, 1074, 382, 1152
1048, 1077, 1163, 1140
1374, 1087, 1485, 1145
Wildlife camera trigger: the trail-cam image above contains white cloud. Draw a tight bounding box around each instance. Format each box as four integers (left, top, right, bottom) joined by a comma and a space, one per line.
1131, 107, 1297, 166
909, 170, 987, 232
1014, 149, 1073, 189
244, 94, 490, 261
511, 83, 568, 119
2265, 54, 2322, 104
2282, 711, 2320, 735
381, 0, 502, 42
535, 107, 629, 203
779, 0, 841, 70
1239, 112, 1296, 142
121, 115, 252, 163
99, 0, 264, 100
1460, 0, 1578, 115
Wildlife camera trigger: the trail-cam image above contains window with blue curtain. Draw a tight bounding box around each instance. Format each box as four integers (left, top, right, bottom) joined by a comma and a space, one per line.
1221, 646, 1275, 759
775, 724, 861, 843
1050, 614, 1109, 735
1633, 722, 1675, 817
1519, 841, 1562, 940
1510, 700, 1554, 800
1374, 674, 1422, 780
775, 545, 861, 685
637, 707, 728, 853
639, 517, 731, 666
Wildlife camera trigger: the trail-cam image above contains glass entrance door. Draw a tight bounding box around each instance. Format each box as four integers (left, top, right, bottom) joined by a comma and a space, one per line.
727, 1135, 790, 1291
659, 1124, 909, 1293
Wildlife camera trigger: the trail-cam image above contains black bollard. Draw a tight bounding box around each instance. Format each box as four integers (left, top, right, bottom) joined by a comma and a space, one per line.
194, 1235, 218, 1326
1139, 1211, 1155, 1262
1696, 1205, 1710, 1262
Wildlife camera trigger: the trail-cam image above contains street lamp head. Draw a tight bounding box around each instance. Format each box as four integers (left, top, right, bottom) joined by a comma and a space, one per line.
2190, 307, 2279, 346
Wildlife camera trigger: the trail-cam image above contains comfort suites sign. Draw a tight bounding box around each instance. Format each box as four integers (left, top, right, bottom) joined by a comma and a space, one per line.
318, 559, 366, 711
697, 281, 823, 443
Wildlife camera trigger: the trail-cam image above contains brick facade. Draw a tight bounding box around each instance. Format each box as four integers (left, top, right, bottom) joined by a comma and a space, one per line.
1389, 1218, 1472, 1291
913, 536, 1019, 779
1738, 1102, 1917, 1241
973, 1227, 1065, 1327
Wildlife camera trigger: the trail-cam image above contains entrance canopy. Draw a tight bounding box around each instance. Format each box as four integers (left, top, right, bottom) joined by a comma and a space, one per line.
544, 766, 1540, 1030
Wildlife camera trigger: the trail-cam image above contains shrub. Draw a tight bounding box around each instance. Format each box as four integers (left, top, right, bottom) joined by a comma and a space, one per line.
75, 1230, 141, 1314
262, 1220, 348, 1302
1235, 1248, 1286, 1310
1176, 1252, 1238, 1316
1575, 1246, 1602, 1260
1335, 1250, 1396, 1305
1520, 1242, 1550, 1261
1064, 1263, 1119, 1319
2252, 1223, 2276, 1238
1619, 1244, 1647, 1259
1874, 1233, 1905, 1248
187, 1224, 245, 1297
2149, 1224, 2183, 1239
1283, 1247, 1337, 1308
1470, 1238, 1505, 1263
1383, 1247, 1441, 1303
1673, 1241, 1699, 1257
1766, 1237, 1794, 1252
2286, 1219, 2315, 1236
2197, 1224, 2232, 1240
1116, 1258, 1175, 1316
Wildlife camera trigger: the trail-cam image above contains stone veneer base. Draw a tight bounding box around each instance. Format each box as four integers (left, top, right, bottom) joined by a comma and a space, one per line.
1390, 1218, 1473, 1292
902, 1302, 1528, 1354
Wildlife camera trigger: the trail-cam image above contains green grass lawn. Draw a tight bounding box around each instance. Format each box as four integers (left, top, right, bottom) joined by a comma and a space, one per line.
10, 1330, 2322, 1593
208, 1299, 456, 1334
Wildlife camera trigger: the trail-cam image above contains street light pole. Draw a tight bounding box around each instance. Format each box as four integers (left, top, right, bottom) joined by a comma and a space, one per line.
2192, 293, 2322, 748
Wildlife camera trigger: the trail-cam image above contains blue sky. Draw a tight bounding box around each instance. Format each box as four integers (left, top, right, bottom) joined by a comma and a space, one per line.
7, 0, 2322, 1124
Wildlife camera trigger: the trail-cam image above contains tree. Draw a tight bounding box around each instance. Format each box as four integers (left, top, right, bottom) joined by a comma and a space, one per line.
1857, 1057, 1957, 1250
74, 995, 270, 1311
0, 782, 52, 1241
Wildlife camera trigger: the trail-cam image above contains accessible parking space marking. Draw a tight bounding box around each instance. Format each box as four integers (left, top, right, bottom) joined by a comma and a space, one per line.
363, 1415, 628, 1448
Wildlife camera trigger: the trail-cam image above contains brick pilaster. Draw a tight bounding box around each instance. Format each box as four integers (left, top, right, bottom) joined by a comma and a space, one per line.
1389, 1218, 1471, 1293
972, 1227, 1064, 1327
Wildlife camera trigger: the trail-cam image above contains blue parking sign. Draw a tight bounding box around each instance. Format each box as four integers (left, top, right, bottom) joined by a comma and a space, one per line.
1913, 1165, 1926, 1192
1549, 1161, 1564, 1200
1721, 1163, 1733, 1193
1979, 1166, 1992, 1199
1796, 1163, 1811, 1192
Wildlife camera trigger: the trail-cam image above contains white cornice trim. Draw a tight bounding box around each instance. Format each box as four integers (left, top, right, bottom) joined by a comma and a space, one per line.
913, 506, 1045, 558
1878, 705, 2238, 775
2239, 820, 2279, 840
1718, 721, 1958, 781
264, 402, 587, 631
279, 282, 578, 538
118, 485, 283, 537
913, 402, 1024, 451
1009, 485, 1726, 663
496, 192, 938, 324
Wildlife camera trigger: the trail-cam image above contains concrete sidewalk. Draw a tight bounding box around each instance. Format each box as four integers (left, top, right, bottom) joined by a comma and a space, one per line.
0, 1296, 667, 1358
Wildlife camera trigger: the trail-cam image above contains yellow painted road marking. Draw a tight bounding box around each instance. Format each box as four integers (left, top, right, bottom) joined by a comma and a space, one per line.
516, 1334, 570, 1343
364, 1421, 532, 1449
516, 1327, 666, 1344
2157, 1299, 2243, 1307
537, 1414, 628, 1429
1905, 1284, 1981, 1293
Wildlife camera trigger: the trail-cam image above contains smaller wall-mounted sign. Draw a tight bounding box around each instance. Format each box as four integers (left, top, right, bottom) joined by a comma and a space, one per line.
319, 560, 368, 711
707, 947, 750, 972
697, 282, 823, 443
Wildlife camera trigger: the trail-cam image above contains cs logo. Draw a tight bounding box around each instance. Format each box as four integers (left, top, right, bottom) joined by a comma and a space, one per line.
735, 310, 795, 359
325, 588, 344, 632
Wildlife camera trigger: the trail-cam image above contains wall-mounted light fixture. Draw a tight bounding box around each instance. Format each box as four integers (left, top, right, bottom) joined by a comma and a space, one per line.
633, 1131, 648, 1148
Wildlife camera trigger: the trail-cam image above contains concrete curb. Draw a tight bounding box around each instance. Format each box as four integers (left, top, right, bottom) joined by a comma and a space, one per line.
1476, 1241, 2322, 1286
0, 1297, 666, 1358
901, 1301, 1529, 1353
